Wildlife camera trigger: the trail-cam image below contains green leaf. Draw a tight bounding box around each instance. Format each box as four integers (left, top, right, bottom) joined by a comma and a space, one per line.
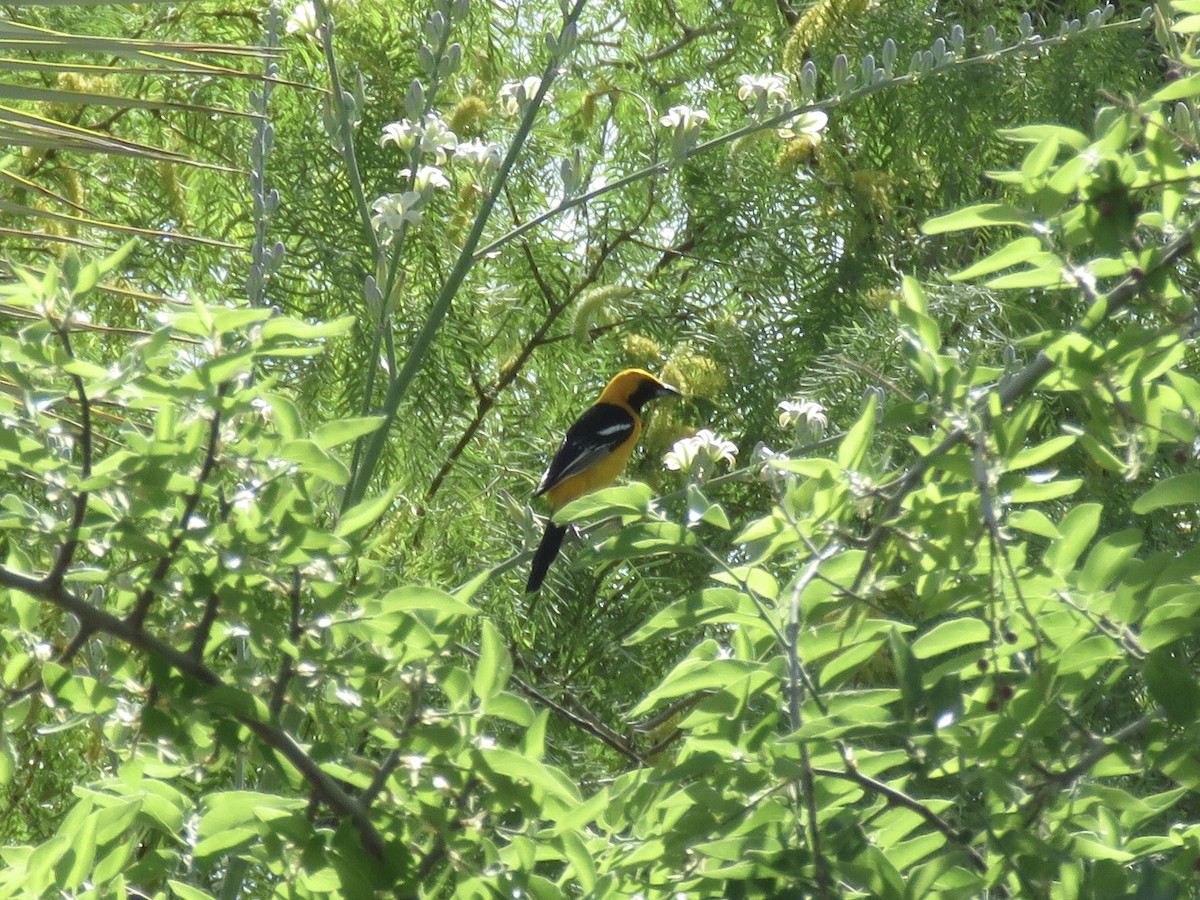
1044, 503, 1102, 577
985, 263, 1067, 290
921, 203, 1030, 235
765, 458, 840, 478
951, 236, 1044, 281
889, 627, 924, 715
473, 619, 511, 703
555, 482, 652, 522
280, 439, 351, 485
837, 392, 877, 470
686, 483, 730, 529
312, 416, 385, 449
1007, 509, 1061, 539
1132, 474, 1200, 514
167, 881, 218, 900
1079, 528, 1141, 592
999, 124, 1090, 150
1144, 648, 1200, 724
59, 804, 97, 889
911, 618, 990, 659
1005, 435, 1076, 471
261, 314, 355, 342
335, 488, 397, 540
632, 644, 762, 714
375, 585, 477, 620
476, 747, 580, 807
265, 393, 303, 440
1008, 476, 1082, 503
1151, 72, 1200, 101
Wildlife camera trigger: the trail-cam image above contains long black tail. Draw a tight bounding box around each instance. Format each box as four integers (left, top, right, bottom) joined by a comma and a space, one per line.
526, 522, 567, 593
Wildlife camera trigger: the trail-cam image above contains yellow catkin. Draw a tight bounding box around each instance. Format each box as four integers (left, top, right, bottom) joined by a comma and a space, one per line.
663, 352, 726, 400
622, 333, 663, 366
449, 96, 488, 137
45, 73, 117, 121
571, 285, 635, 343
782, 0, 873, 74
776, 136, 821, 173
580, 91, 598, 126
56, 168, 84, 239
643, 420, 693, 459
850, 170, 894, 218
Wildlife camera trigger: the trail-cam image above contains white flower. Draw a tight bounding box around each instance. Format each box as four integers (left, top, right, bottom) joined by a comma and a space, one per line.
777, 110, 829, 141
400, 165, 450, 193
379, 113, 458, 164
454, 138, 503, 171
658, 105, 710, 130
777, 397, 828, 433
402, 754, 427, 787
659, 105, 710, 157
380, 119, 421, 151
664, 429, 738, 479
285, 0, 318, 37
499, 76, 551, 115
737, 74, 789, 110
371, 191, 424, 232
418, 114, 458, 163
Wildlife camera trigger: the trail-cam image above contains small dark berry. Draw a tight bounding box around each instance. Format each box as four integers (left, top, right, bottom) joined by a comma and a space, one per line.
1175, 449, 1190, 465
977, 658, 989, 672
1129, 266, 1143, 278
1096, 198, 1114, 216
986, 698, 1000, 712
1166, 69, 1182, 82
998, 683, 1015, 700
1004, 631, 1018, 644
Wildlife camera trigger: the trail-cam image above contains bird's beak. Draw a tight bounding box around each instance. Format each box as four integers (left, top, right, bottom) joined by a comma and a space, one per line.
657, 381, 683, 399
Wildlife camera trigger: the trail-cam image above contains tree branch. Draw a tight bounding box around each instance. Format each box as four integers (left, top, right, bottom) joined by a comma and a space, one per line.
813, 764, 987, 871
851, 221, 1200, 593
0, 564, 387, 859
48, 323, 93, 586
459, 642, 645, 765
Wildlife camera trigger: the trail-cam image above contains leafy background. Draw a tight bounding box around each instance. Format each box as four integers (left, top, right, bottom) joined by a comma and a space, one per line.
2, 0, 1200, 896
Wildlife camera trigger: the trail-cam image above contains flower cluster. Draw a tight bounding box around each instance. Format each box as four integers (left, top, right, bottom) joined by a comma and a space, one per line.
373, 108, 504, 236
778, 397, 828, 443
737, 73, 789, 115
664, 429, 738, 480
380, 112, 460, 164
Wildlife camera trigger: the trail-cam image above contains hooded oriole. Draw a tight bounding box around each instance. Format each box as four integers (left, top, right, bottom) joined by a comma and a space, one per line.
526, 368, 682, 593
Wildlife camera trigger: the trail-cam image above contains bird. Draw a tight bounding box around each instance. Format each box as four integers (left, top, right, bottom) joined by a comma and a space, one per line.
526, 368, 682, 593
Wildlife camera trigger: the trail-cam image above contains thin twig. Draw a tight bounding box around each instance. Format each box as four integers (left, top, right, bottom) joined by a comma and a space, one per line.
813, 764, 987, 872
48, 324, 92, 586
459, 642, 645, 765
128, 382, 228, 628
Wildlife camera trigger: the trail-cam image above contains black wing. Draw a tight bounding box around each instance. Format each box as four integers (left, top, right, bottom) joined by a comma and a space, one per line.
534, 402, 636, 497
